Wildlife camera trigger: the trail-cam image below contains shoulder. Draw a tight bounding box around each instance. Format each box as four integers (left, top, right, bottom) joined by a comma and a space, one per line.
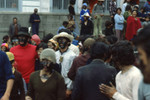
131, 66, 142, 76
53, 71, 64, 80
30, 70, 39, 78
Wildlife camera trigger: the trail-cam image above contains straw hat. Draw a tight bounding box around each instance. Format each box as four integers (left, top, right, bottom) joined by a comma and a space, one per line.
53, 32, 74, 42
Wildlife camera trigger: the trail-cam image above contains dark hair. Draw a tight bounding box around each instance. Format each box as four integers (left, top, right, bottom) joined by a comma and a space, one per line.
3, 35, 9, 43
145, 15, 150, 19
133, 25, 150, 58
125, 5, 132, 11
13, 17, 17, 20
105, 21, 112, 27
36, 42, 48, 51
62, 21, 69, 26
58, 29, 72, 35
106, 35, 118, 45
42, 33, 54, 43
111, 41, 135, 66
90, 42, 109, 60
116, 8, 122, 13
132, 10, 137, 14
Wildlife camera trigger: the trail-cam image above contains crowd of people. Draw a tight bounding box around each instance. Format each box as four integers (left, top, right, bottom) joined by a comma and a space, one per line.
1, 0, 150, 100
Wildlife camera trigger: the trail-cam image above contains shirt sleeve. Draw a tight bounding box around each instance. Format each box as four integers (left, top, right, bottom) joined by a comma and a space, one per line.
138, 81, 145, 100
3, 53, 15, 81
113, 70, 142, 100
113, 92, 130, 100
72, 68, 82, 100
131, 72, 142, 100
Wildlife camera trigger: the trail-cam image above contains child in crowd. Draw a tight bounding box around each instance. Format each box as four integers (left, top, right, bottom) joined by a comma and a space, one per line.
1, 43, 9, 52
6, 52, 25, 100
104, 21, 114, 36
143, 15, 150, 27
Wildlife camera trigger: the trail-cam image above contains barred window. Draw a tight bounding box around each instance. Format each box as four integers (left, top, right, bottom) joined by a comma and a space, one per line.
52, 0, 70, 13
0, 0, 18, 10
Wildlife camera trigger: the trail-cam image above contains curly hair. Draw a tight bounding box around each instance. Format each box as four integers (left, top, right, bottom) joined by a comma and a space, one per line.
111, 41, 135, 66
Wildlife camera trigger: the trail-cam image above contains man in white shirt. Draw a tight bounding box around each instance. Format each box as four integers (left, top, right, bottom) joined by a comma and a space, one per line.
122, 0, 131, 14
100, 41, 142, 100
53, 32, 76, 99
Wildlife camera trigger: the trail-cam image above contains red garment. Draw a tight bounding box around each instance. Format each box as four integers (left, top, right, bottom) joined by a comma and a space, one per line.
10, 44, 38, 83
89, 0, 97, 13
125, 16, 141, 40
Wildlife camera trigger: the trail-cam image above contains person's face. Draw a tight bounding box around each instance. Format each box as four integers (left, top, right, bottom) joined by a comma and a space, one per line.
37, 48, 43, 57
1, 46, 6, 52
12, 38, 19, 46
41, 59, 52, 72
84, 16, 88, 20
34, 9, 38, 13
98, 1, 103, 5
47, 42, 55, 50
18, 35, 28, 47
146, 17, 150, 21
127, 0, 130, 3
132, 11, 137, 18
138, 46, 148, 66
83, 5, 87, 9
13, 19, 17, 24
117, 9, 121, 14
58, 37, 70, 49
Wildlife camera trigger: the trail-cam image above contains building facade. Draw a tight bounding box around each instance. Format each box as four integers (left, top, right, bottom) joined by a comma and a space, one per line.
0, 0, 147, 14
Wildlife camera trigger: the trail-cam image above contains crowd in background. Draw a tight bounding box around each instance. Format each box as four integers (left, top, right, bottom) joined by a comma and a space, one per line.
1, 0, 150, 100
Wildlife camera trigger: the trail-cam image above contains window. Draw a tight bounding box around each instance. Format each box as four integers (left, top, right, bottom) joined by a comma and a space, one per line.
52, 0, 70, 13
0, 0, 18, 11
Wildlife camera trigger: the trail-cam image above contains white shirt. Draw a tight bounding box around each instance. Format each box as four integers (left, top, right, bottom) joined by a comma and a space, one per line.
122, 3, 128, 14
55, 49, 76, 90
69, 44, 80, 56
113, 66, 142, 100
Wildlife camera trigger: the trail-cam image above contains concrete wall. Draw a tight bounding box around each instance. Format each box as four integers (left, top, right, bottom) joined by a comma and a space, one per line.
0, 12, 110, 43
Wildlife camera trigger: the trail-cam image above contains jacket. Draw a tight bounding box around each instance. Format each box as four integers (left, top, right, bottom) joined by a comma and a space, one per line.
72, 59, 117, 100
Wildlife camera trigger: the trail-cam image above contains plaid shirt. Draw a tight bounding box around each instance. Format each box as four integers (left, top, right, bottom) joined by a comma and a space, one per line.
109, 1, 117, 16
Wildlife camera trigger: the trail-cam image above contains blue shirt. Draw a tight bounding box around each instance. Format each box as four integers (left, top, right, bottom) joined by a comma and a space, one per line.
114, 14, 125, 30
80, 9, 90, 22
144, 2, 150, 14
0, 51, 14, 98
138, 80, 150, 100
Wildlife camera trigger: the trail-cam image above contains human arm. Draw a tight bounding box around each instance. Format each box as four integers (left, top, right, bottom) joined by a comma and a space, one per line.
26, 73, 34, 100
72, 69, 82, 100
1, 79, 14, 100
100, 83, 130, 100
18, 72, 25, 100
9, 24, 12, 37
68, 58, 78, 81
1, 53, 15, 100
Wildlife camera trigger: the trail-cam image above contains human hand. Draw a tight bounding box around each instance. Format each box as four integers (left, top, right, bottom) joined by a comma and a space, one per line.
66, 89, 72, 98
99, 82, 117, 98
94, 16, 97, 19
111, 15, 114, 18
100, 14, 104, 17
0, 94, 9, 100
25, 96, 32, 100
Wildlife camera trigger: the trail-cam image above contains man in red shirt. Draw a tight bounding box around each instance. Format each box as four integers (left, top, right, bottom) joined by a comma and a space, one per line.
10, 31, 38, 84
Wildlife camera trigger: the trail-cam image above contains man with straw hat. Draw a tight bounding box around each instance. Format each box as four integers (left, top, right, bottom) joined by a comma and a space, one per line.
53, 32, 76, 99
